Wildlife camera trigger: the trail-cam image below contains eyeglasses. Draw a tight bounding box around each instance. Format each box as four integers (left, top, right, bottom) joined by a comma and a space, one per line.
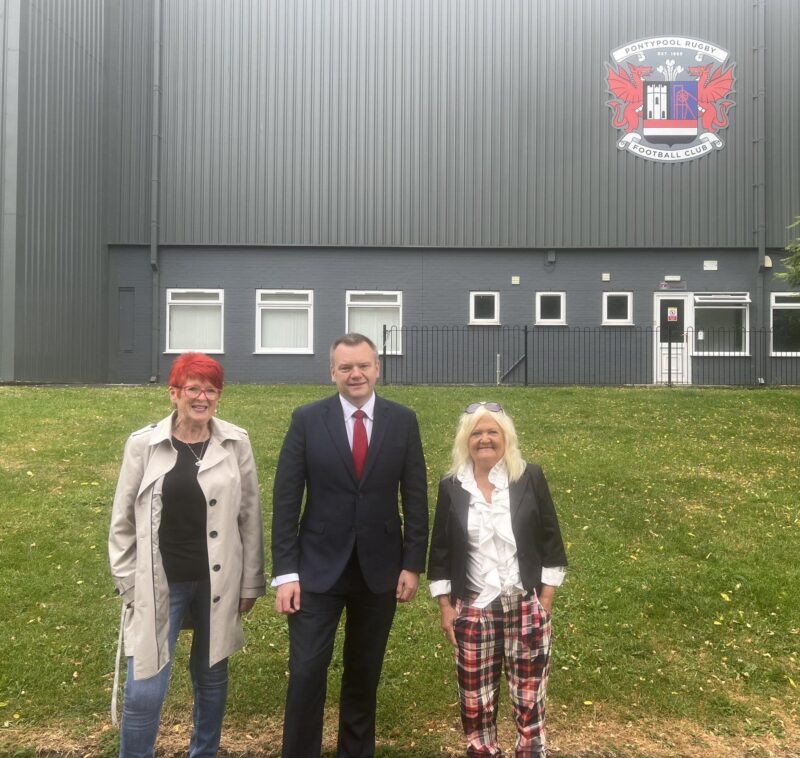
182, 386, 220, 399
464, 402, 503, 413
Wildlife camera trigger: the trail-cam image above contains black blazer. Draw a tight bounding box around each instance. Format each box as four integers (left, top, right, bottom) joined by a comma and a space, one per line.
271, 394, 429, 594
427, 463, 567, 599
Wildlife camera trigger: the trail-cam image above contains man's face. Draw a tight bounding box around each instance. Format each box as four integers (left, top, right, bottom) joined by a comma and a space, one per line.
331, 341, 380, 407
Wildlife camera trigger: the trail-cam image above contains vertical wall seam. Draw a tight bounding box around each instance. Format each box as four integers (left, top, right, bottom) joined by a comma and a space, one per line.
149, 0, 162, 380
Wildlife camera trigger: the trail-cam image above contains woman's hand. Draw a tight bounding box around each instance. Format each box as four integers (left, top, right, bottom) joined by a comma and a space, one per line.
538, 585, 555, 615
438, 597, 458, 648
238, 597, 256, 614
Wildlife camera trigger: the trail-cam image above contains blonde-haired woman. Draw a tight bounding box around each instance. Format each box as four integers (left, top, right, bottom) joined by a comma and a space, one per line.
428, 402, 567, 757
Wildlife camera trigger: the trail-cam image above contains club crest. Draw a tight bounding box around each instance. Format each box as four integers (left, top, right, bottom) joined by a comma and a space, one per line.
606, 36, 736, 163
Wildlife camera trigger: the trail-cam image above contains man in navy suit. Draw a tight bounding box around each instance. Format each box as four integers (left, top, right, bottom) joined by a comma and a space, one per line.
271, 333, 429, 758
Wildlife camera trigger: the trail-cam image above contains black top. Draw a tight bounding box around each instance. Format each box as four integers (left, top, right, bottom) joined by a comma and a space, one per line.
159, 438, 210, 582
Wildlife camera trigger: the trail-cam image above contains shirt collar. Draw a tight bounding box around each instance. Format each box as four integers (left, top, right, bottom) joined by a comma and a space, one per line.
339, 393, 376, 420
457, 459, 509, 489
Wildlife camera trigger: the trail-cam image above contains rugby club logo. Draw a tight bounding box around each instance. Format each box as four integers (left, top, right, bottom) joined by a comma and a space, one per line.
606, 36, 736, 163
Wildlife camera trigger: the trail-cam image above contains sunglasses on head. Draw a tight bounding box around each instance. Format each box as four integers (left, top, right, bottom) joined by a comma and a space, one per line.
464, 402, 503, 414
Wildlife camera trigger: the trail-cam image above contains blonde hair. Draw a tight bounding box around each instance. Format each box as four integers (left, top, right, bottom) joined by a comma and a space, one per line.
447, 405, 526, 482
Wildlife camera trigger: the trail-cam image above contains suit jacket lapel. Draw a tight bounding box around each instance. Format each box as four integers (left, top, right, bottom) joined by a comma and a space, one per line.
450, 478, 471, 537
509, 466, 530, 527
322, 395, 358, 481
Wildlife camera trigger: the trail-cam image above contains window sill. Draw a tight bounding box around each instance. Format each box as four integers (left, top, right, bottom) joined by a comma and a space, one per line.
690, 352, 751, 358
165, 349, 224, 354
254, 349, 314, 355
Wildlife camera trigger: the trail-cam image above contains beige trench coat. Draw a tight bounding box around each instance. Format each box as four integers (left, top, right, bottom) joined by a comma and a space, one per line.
108, 413, 266, 680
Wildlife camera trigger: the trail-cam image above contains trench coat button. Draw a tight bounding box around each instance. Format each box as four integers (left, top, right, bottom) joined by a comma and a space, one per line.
212, 564, 221, 572
209, 530, 218, 538
212, 596, 221, 603
209, 499, 217, 506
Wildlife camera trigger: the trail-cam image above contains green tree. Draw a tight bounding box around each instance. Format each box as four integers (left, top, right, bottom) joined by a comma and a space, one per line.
778, 215, 800, 288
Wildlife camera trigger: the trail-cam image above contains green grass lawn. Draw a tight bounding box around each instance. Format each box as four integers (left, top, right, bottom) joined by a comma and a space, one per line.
1, 384, 799, 756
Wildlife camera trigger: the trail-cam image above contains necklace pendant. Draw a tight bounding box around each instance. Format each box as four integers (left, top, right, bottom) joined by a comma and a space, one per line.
195, 460, 202, 467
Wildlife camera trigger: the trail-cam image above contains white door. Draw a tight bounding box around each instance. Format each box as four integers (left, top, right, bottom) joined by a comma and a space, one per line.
654, 294, 691, 384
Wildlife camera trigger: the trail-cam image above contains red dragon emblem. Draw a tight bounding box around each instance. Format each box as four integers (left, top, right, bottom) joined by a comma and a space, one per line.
686, 63, 735, 132
606, 63, 653, 133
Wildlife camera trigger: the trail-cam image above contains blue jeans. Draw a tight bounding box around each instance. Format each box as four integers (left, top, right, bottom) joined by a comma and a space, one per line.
120, 580, 229, 758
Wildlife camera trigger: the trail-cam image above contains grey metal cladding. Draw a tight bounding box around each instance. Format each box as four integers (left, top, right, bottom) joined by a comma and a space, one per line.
106, 0, 793, 249
0, 2, 7, 208
0, 0, 18, 381
104, 0, 153, 245
16, 0, 106, 381
765, 0, 800, 249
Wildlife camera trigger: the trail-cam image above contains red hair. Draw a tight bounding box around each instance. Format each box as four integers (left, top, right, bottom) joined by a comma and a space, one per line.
168, 352, 224, 390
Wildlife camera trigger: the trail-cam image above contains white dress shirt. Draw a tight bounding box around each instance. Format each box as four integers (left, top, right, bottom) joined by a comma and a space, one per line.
430, 461, 566, 607
339, 393, 375, 446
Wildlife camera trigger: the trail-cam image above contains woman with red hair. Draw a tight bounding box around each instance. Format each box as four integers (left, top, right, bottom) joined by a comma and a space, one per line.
109, 352, 265, 757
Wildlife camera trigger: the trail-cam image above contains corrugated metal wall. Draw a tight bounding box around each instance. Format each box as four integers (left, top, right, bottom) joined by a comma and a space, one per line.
0, 0, 19, 380
765, 0, 800, 248
15, 0, 106, 381
104, 0, 797, 250
104, 0, 152, 245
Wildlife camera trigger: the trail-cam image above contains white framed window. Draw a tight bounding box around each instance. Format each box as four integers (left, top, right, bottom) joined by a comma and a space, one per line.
255, 290, 313, 354
535, 292, 566, 325
691, 292, 750, 356
771, 292, 800, 356
602, 292, 633, 325
470, 292, 500, 325
166, 289, 224, 353
346, 291, 402, 354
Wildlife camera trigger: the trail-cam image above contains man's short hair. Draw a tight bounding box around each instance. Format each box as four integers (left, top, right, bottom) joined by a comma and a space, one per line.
329, 333, 378, 367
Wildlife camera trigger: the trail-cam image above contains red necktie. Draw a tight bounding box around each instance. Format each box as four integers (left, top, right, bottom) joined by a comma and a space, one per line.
352, 409, 368, 479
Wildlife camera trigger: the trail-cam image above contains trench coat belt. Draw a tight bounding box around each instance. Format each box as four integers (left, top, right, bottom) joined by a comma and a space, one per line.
111, 601, 126, 726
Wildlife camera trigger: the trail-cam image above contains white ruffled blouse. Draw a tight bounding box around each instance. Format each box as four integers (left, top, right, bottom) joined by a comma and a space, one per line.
429, 461, 565, 608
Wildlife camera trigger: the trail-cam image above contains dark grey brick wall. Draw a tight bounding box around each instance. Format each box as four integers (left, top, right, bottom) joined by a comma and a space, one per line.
110, 245, 768, 384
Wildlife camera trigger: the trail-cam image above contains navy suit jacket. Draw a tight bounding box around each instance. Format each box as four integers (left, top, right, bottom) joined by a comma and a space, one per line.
271, 394, 429, 594
427, 463, 567, 599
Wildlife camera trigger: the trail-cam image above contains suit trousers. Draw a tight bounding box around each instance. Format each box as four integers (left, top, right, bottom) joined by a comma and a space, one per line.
281, 550, 397, 758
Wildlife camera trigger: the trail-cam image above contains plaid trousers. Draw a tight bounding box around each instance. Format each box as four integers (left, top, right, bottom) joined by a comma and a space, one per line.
453, 592, 552, 757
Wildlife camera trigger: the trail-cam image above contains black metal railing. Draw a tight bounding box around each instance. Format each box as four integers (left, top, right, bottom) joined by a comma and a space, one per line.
380, 325, 800, 387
